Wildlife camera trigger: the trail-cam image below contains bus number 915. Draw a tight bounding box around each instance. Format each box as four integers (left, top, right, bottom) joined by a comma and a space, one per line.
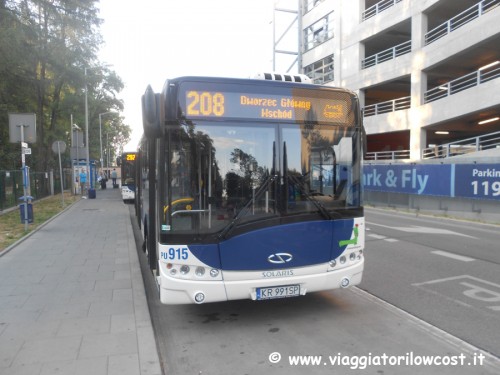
187, 91, 225, 117
161, 247, 189, 261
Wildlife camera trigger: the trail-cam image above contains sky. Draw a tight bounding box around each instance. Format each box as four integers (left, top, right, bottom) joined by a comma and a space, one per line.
98, 0, 278, 150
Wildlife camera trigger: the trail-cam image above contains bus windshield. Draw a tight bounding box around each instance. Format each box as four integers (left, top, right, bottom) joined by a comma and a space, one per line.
161, 120, 361, 238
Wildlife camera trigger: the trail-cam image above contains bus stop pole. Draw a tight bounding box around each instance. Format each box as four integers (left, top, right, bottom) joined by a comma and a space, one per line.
18, 124, 29, 231
57, 141, 65, 206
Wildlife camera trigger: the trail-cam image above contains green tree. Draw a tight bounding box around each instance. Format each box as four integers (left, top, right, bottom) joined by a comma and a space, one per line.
0, 0, 130, 172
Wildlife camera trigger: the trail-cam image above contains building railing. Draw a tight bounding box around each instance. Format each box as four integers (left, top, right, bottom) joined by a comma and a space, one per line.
361, 40, 411, 69
363, 96, 411, 117
365, 149, 410, 161
365, 131, 500, 160
425, 0, 500, 45
424, 62, 500, 103
422, 131, 500, 159
362, 0, 403, 21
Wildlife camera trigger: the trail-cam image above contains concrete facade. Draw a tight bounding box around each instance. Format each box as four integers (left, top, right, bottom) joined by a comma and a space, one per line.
297, 0, 500, 160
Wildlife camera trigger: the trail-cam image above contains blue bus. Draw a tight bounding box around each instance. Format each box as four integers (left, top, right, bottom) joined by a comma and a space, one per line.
138, 74, 365, 304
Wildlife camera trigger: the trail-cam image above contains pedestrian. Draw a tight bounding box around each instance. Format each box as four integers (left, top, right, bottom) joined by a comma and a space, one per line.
99, 172, 107, 189
111, 168, 118, 187
79, 169, 87, 197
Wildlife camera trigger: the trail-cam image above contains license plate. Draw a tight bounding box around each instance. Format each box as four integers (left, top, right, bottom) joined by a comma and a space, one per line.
256, 284, 301, 300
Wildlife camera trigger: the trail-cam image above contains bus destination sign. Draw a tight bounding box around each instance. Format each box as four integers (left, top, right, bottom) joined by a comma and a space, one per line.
182, 89, 352, 124
125, 153, 136, 161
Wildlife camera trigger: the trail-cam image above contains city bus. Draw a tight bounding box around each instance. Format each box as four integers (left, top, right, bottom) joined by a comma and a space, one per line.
138, 74, 365, 304
120, 151, 137, 202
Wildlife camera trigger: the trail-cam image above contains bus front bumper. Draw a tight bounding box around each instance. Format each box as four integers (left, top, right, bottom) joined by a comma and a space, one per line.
157, 260, 364, 305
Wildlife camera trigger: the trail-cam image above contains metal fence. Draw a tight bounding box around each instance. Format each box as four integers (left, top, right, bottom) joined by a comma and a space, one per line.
0, 169, 73, 211
424, 62, 500, 103
425, 0, 500, 45
362, 0, 403, 21
361, 40, 411, 69
422, 131, 500, 159
364, 131, 500, 161
364, 149, 411, 161
363, 96, 411, 117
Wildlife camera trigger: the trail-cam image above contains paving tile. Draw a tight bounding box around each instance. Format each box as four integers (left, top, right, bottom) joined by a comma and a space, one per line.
56, 315, 111, 337
22, 291, 73, 311
0, 363, 42, 375
108, 353, 140, 375
40, 356, 108, 375
94, 279, 132, 291
113, 288, 133, 301
12, 336, 82, 366
69, 289, 113, 304
0, 309, 40, 324
37, 302, 90, 322
110, 314, 136, 334
0, 336, 24, 368
1, 320, 60, 341
0, 295, 30, 310
79, 331, 138, 359
88, 299, 134, 317
114, 270, 132, 280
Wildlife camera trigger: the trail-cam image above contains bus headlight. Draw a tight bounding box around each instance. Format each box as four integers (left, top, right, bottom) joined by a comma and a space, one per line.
180, 265, 190, 275
210, 269, 219, 278
195, 267, 205, 277
164, 263, 222, 280
340, 277, 350, 288
328, 250, 363, 272
194, 292, 205, 304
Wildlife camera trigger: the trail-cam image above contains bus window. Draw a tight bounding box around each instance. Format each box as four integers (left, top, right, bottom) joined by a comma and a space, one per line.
163, 122, 276, 234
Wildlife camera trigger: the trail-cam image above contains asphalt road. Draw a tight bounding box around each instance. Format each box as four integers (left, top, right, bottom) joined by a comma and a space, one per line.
360, 207, 500, 358
129, 206, 500, 375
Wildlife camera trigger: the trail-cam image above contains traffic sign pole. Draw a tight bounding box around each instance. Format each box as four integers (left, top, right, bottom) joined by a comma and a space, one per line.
18, 124, 30, 231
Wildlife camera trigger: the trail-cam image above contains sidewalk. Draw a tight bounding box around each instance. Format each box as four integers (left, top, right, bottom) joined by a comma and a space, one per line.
0, 185, 162, 375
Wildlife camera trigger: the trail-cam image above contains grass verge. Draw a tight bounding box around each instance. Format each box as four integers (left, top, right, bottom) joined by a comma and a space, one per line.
0, 192, 79, 253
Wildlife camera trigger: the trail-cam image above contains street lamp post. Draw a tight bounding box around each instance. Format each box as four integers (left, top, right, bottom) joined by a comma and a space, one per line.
106, 132, 110, 173
84, 67, 90, 192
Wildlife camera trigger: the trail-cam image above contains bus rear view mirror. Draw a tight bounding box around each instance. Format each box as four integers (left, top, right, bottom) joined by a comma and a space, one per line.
142, 85, 162, 138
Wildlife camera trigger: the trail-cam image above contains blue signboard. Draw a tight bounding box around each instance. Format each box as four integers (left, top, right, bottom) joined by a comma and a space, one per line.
363, 164, 452, 196
364, 163, 499, 201
454, 164, 500, 200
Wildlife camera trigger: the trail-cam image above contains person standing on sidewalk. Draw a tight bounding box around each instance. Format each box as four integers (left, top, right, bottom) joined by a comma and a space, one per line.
111, 168, 118, 188
79, 169, 87, 197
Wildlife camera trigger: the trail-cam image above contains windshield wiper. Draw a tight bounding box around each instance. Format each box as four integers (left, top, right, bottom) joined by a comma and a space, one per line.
217, 174, 278, 240
287, 174, 335, 220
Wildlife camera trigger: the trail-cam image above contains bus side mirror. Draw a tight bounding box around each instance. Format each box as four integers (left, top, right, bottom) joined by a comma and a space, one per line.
142, 85, 163, 138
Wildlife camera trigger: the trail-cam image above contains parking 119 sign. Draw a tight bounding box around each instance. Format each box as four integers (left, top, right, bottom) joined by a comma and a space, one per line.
454, 164, 500, 200
363, 164, 500, 201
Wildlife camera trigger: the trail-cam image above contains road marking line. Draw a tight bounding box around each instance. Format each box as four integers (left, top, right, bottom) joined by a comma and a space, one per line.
384, 238, 399, 243
431, 250, 475, 262
367, 221, 477, 238
368, 234, 386, 240
368, 233, 399, 242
